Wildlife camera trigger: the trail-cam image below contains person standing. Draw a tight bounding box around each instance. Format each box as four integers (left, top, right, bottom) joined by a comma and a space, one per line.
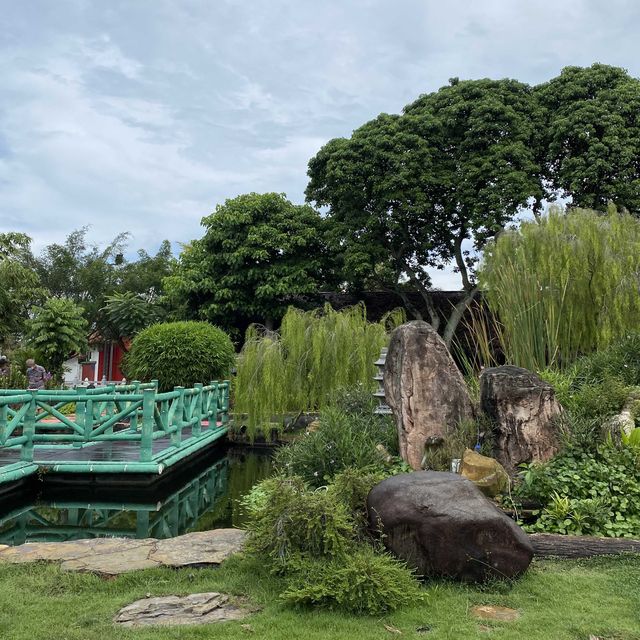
25, 358, 46, 390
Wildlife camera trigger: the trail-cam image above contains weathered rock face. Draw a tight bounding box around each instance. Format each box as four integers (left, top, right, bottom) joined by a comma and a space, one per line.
460, 448, 509, 497
114, 592, 254, 627
367, 471, 533, 583
480, 366, 562, 475
384, 321, 473, 470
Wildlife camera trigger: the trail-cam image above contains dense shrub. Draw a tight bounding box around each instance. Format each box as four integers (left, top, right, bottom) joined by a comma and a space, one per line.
572, 333, 640, 388
122, 321, 235, 391
242, 471, 424, 615
280, 547, 424, 614
274, 406, 401, 487
243, 476, 355, 564
517, 444, 640, 537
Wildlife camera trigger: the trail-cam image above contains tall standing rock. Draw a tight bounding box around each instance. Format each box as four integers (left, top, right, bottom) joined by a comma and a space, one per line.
384, 321, 473, 470
480, 365, 562, 475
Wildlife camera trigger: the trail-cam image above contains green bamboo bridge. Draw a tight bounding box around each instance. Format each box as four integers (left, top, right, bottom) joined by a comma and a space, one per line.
0, 381, 230, 489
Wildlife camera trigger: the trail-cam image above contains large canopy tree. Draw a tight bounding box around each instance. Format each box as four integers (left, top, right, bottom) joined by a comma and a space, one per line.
164, 192, 335, 333
306, 78, 543, 345
537, 63, 640, 212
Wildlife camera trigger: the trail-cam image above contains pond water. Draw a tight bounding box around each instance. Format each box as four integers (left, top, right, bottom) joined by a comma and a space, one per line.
0, 446, 273, 546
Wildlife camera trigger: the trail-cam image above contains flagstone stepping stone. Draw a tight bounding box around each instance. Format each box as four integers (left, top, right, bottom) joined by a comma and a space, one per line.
0, 528, 246, 575
471, 605, 520, 622
114, 592, 254, 627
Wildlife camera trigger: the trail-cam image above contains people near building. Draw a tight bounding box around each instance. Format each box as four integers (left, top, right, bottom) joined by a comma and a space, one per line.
25, 358, 46, 390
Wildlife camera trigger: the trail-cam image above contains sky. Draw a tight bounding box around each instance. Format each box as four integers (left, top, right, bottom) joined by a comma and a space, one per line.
2, 0, 640, 288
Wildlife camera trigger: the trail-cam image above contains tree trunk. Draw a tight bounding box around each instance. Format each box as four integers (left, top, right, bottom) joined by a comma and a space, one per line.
529, 533, 640, 558
442, 287, 478, 349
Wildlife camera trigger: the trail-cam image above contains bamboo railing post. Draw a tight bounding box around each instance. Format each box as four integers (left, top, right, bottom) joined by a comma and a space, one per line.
129, 381, 141, 433
211, 381, 219, 425
221, 380, 230, 426
140, 388, 155, 462
74, 387, 87, 448
0, 402, 7, 445
173, 387, 185, 447
193, 383, 203, 437
21, 392, 36, 462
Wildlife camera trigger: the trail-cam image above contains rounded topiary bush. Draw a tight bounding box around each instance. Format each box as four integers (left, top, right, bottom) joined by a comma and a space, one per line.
122, 321, 235, 391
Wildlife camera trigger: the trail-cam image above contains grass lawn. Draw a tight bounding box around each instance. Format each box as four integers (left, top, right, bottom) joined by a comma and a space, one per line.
0, 554, 638, 640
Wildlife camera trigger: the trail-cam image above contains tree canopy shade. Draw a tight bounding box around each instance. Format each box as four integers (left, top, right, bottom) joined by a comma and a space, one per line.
164, 193, 335, 333
537, 63, 640, 213
306, 78, 543, 345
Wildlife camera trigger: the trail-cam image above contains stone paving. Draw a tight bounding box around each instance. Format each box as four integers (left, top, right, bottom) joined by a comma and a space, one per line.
0, 528, 246, 575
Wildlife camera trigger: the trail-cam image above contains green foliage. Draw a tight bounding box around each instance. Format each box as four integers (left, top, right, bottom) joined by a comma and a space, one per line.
274, 406, 399, 487
307, 78, 543, 342
518, 444, 640, 537
242, 470, 424, 615
99, 291, 163, 342
0, 233, 47, 348
421, 417, 493, 472
280, 547, 424, 615
122, 321, 234, 391
572, 333, 640, 387
243, 476, 355, 565
26, 297, 88, 376
537, 63, 640, 212
164, 193, 335, 333
234, 304, 393, 438
480, 206, 640, 371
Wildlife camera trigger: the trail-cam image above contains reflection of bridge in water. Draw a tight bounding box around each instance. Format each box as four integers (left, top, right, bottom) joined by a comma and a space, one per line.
0, 456, 229, 545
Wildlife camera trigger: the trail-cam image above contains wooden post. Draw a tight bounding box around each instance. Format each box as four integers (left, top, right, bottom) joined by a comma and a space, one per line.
21, 392, 36, 462
193, 383, 203, 437
140, 388, 155, 462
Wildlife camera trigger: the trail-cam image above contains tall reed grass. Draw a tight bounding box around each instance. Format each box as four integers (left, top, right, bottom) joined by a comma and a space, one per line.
234, 304, 404, 438
479, 206, 640, 371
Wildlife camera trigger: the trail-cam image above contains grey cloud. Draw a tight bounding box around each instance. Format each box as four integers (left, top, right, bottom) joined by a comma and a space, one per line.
1, 0, 640, 273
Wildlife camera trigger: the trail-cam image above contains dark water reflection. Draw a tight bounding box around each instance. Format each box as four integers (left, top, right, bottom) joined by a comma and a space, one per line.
0, 446, 273, 545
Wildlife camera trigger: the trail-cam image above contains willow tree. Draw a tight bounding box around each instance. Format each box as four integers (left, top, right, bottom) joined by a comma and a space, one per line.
234, 304, 403, 438
480, 206, 640, 371
307, 78, 543, 347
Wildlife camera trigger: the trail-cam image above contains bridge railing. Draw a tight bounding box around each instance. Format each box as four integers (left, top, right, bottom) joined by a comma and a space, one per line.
0, 381, 230, 464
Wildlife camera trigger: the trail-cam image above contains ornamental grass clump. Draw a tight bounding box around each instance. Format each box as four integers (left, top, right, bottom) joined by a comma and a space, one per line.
480, 206, 640, 371
234, 304, 403, 438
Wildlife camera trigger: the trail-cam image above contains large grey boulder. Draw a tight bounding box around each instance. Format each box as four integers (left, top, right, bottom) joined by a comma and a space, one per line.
480, 366, 562, 475
367, 471, 533, 583
384, 321, 473, 469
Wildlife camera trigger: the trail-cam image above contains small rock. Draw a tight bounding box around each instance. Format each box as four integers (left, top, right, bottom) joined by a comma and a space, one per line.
471, 605, 520, 622
114, 592, 255, 627
461, 448, 509, 497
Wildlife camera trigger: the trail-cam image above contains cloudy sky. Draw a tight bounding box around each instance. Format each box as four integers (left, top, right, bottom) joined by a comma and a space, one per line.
2, 0, 640, 287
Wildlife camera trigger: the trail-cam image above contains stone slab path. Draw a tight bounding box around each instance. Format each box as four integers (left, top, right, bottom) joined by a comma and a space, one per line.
114, 592, 254, 627
0, 528, 246, 575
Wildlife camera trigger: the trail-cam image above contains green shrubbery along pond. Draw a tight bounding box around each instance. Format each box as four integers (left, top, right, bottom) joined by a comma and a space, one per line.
122, 320, 235, 391
233, 304, 404, 440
